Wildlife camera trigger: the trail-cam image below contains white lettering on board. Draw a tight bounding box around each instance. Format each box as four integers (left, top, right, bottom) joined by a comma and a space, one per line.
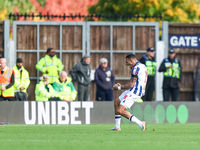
170, 35, 199, 47
24, 102, 36, 124
24, 102, 94, 125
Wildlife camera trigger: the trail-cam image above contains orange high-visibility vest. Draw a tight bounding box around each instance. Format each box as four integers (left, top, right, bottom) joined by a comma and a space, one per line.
0, 67, 15, 97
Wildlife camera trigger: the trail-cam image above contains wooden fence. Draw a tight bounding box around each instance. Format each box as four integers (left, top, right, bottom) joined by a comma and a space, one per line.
10, 22, 200, 101
0, 20, 197, 102
15, 24, 156, 101
168, 23, 200, 101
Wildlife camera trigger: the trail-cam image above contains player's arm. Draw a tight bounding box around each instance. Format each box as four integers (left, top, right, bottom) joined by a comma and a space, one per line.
121, 77, 137, 89
113, 77, 137, 90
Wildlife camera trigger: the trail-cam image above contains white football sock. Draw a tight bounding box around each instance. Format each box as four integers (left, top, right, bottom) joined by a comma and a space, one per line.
115, 115, 121, 128
129, 115, 143, 129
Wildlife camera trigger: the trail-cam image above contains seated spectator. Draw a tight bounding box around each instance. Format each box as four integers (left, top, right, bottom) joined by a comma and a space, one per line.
52, 71, 77, 102
35, 74, 57, 101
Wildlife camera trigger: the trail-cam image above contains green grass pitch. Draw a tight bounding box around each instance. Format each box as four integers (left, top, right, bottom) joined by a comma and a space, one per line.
0, 123, 200, 150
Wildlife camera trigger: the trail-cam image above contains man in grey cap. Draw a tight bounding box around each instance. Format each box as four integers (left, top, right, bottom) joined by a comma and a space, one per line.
95, 58, 115, 101
69, 55, 91, 101
158, 49, 182, 101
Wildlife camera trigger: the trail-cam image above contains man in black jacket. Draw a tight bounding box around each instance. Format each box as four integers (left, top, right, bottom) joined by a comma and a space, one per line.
139, 47, 156, 101
158, 49, 182, 101
69, 55, 91, 101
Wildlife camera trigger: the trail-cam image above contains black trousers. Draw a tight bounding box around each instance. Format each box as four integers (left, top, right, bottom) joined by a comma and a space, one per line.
78, 84, 90, 101
163, 88, 179, 101
15, 92, 28, 101
0, 95, 15, 101
141, 78, 155, 101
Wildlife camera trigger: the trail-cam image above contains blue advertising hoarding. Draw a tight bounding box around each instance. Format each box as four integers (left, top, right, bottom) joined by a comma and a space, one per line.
169, 34, 200, 48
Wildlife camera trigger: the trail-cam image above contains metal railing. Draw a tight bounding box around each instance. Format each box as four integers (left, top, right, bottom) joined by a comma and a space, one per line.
8, 13, 163, 21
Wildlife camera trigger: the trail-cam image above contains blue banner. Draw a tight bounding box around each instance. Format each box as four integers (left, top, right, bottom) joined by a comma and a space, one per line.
169, 34, 200, 48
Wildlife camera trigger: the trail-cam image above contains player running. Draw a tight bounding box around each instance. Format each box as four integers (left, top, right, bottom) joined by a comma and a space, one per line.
111, 54, 148, 131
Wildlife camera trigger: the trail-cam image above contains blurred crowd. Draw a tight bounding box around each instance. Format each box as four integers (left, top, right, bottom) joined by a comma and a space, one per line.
0, 47, 181, 102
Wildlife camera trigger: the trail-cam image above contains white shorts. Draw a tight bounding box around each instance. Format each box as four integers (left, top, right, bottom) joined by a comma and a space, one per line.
119, 90, 141, 109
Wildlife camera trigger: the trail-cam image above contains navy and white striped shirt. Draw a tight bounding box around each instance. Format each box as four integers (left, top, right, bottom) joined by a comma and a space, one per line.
130, 61, 148, 96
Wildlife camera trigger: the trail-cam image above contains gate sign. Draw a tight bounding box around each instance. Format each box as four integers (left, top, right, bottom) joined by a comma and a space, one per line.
169, 34, 200, 48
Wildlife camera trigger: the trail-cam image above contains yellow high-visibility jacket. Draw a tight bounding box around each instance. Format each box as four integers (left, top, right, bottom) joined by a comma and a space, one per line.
35, 55, 64, 84
13, 65, 30, 93
35, 81, 57, 101
52, 77, 77, 101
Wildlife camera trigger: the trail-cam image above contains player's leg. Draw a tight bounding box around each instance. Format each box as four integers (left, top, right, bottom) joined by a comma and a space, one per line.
110, 97, 121, 130
117, 104, 146, 131
117, 105, 130, 118
111, 90, 129, 130
111, 91, 146, 131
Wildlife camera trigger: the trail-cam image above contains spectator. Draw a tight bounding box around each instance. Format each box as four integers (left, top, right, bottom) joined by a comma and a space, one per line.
35, 74, 57, 101
139, 47, 156, 101
158, 49, 182, 101
35, 48, 64, 85
95, 58, 115, 101
52, 71, 77, 102
69, 55, 91, 101
0, 58, 15, 101
13, 58, 30, 101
